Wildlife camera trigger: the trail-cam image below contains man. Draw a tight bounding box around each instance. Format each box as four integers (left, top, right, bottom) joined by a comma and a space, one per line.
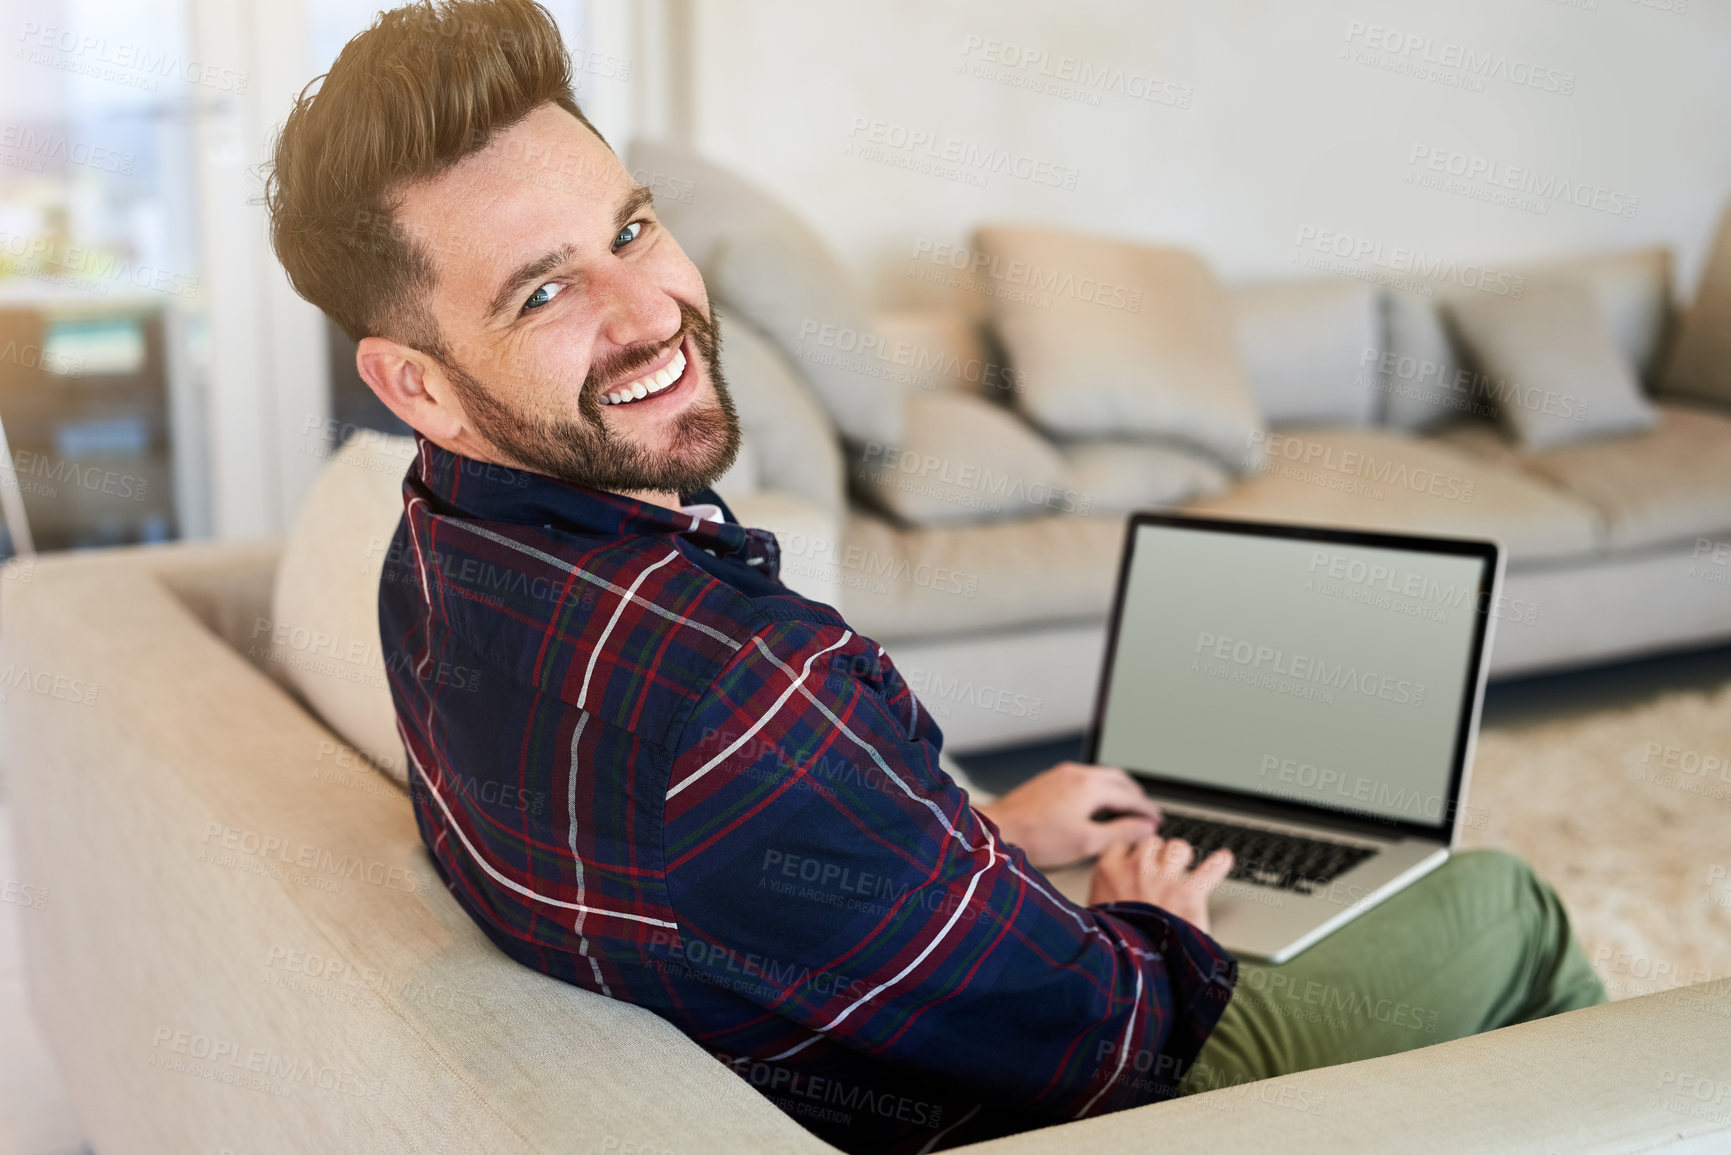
264, 3, 1605, 1152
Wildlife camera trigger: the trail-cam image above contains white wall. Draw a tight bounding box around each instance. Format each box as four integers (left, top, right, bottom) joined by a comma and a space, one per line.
683, 0, 1731, 306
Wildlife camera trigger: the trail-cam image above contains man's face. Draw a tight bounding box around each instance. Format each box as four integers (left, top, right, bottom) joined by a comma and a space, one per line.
393, 102, 738, 498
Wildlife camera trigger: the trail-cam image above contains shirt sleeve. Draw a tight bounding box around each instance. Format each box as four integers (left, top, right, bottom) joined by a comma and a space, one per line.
661, 615, 1238, 1122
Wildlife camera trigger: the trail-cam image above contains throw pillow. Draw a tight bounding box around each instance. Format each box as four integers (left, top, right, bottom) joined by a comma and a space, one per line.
972, 225, 1266, 470
1447, 284, 1658, 451
1061, 441, 1230, 514
709, 225, 905, 448
849, 391, 1079, 526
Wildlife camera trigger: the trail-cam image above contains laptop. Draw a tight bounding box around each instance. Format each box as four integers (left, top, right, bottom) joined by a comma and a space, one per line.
1049, 512, 1504, 964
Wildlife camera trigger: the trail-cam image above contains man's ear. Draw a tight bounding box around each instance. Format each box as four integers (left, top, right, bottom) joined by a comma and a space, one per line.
356, 336, 466, 442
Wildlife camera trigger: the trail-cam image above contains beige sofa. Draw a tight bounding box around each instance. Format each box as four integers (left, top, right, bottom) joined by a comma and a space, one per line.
630, 140, 1731, 753
9, 143, 1731, 1152
4, 522, 1731, 1153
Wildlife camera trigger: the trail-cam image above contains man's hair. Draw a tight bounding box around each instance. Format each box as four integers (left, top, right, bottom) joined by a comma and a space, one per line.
264, 0, 605, 352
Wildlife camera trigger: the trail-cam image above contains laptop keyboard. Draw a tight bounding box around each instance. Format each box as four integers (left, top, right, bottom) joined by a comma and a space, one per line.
1156, 812, 1376, 893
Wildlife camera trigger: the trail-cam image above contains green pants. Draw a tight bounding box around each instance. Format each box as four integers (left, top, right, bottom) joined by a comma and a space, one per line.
1180, 849, 1607, 1094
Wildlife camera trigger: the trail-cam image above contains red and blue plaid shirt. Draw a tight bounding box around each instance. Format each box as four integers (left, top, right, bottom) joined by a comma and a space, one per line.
380, 433, 1237, 1154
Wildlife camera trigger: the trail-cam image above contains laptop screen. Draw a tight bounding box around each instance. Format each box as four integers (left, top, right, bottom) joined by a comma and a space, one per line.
1092, 519, 1495, 832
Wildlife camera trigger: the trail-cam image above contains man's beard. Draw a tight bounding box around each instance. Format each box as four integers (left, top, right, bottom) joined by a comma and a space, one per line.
438, 301, 741, 498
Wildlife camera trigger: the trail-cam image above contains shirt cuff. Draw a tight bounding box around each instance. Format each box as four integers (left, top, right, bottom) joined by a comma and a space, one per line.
1095, 900, 1240, 1091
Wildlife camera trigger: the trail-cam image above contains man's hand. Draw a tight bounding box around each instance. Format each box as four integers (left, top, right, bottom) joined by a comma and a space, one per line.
974, 762, 1161, 870
1087, 836, 1234, 935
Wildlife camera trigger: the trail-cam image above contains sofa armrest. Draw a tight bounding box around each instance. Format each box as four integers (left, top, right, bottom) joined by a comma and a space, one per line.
0, 545, 830, 1155
970, 981, 1731, 1154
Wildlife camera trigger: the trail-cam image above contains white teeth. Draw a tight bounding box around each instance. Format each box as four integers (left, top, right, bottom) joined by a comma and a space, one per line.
600, 346, 687, 406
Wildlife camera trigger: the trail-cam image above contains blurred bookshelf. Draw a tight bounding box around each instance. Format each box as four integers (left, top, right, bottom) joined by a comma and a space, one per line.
0, 298, 183, 554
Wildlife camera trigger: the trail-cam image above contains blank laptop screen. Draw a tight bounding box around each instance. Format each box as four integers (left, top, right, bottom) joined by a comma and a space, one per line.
1094, 522, 1492, 828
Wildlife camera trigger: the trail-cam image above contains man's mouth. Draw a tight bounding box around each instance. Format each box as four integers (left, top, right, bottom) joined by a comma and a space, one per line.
598, 339, 689, 407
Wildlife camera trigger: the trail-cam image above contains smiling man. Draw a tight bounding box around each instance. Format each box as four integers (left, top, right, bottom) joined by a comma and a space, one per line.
264, 3, 1603, 1153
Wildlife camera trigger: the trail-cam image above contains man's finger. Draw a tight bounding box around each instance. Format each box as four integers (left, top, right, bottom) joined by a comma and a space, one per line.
1082, 815, 1159, 857
1160, 838, 1195, 869
1191, 848, 1235, 891
1094, 777, 1161, 820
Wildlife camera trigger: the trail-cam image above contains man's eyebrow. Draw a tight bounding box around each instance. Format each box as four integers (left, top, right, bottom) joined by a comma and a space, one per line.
484, 185, 657, 323
614, 183, 655, 233
487, 243, 577, 323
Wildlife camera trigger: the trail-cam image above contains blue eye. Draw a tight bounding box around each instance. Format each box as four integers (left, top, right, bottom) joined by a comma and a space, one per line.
524, 282, 564, 311
614, 221, 644, 250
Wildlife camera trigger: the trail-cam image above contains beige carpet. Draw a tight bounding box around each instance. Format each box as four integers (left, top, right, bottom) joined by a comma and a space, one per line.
1461, 680, 1731, 1001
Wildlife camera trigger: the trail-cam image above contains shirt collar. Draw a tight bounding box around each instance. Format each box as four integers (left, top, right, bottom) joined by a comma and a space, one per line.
405, 432, 781, 578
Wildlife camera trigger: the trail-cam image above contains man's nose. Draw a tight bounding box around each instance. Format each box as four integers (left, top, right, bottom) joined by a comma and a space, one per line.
592, 260, 682, 351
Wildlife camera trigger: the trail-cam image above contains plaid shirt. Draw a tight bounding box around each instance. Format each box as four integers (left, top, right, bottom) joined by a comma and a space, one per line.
380, 433, 1237, 1154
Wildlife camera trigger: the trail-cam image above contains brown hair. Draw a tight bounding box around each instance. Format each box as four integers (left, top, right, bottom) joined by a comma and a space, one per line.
264, 0, 605, 352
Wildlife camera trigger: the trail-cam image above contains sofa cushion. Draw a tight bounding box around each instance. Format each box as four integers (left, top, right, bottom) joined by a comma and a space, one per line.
1229, 279, 1380, 427
1186, 427, 1602, 563
1472, 403, 1731, 553
838, 510, 1127, 641
709, 225, 904, 447
1447, 284, 1658, 451
271, 431, 417, 786
713, 307, 846, 516
849, 391, 1076, 526
974, 225, 1266, 467
1061, 441, 1231, 514
1661, 197, 1731, 407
